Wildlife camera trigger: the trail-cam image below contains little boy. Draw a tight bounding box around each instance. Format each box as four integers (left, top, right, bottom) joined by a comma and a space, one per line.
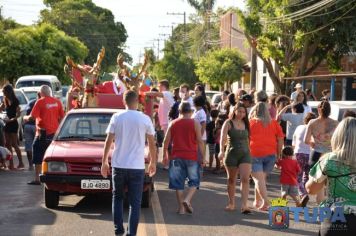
276, 146, 308, 207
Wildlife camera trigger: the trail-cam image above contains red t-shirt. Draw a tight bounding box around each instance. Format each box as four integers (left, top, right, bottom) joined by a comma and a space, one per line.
276, 158, 301, 185
249, 119, 284, 157
31, 96, 64, 136
170, 118, 197, 161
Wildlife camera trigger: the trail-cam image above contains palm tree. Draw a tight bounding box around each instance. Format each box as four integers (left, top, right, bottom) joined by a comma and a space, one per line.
186, 0, 217, 55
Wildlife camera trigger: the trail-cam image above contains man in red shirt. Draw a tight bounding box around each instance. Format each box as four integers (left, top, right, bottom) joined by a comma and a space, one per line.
24, 85, 64, 185
162, 102, 204, 215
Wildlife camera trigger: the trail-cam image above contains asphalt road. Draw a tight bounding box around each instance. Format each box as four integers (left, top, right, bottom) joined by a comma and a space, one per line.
0, 147, 321, 236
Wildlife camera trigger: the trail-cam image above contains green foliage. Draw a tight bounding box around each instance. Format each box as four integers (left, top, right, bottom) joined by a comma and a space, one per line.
185, 0, 220, 58
238, 0, 356, 92
152, 41, 198, 88
40, 0, 128, 70
195, 48, 246, 87
0, 23, 88, 84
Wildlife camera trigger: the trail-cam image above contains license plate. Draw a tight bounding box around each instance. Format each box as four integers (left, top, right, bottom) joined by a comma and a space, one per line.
81, 180, 110, 189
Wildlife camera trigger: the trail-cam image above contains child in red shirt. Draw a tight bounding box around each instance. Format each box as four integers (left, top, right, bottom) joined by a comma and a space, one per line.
276, 146, 308, 207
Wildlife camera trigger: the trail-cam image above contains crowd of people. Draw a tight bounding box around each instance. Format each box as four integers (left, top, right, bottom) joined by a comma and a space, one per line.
0, 84, 64, 185
139, 80, 356, 236
0, 79, 355, 236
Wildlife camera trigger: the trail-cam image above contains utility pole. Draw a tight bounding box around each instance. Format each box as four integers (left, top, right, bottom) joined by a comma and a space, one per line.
167, 12, 186, 50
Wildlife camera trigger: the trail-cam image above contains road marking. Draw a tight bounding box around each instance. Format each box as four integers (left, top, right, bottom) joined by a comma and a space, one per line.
151, 185, 168, 236
137, 213, 147, 236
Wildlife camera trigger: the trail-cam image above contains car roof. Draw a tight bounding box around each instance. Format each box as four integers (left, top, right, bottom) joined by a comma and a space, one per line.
308, 100, 356, 108
67, 108, 124, 114
17, 75, 58, 82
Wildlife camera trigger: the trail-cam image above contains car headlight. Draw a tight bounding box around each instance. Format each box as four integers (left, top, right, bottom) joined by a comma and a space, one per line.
47, 161, 67, 173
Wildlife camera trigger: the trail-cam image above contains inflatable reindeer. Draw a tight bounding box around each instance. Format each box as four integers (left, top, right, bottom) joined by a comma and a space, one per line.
65, 47, 105, 108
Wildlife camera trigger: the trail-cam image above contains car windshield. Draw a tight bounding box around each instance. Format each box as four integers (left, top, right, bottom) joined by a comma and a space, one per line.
56, 113, 113, 141
15, 91, 28, 105
24, 91, 38, 101
16, 81, 51, 88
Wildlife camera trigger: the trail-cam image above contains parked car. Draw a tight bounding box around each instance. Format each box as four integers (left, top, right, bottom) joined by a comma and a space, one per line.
15, 75, 62, 100
0, 89, 29, 140
39, 107, 154, 209
21, 87, 40, 101
211, 93, 222, 108
205, 90, 220, 100
307, 101, 356, 121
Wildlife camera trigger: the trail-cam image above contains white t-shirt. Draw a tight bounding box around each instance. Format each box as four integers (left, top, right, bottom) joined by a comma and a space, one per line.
182, 96, 195, 110
281, 113, 304, 140
158, 91, 175, 126
193, 108, 207, 141
106, 110, 155, 169
293, 124, 310, 154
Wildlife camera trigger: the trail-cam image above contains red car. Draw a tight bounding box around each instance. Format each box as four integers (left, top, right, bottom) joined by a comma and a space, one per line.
39, 108, 153, 209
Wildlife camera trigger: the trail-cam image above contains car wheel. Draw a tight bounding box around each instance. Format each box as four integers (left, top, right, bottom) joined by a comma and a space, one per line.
44, 187, 59, 209
141, 186, 152, 208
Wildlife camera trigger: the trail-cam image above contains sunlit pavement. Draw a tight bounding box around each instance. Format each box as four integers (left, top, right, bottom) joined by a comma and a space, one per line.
0, 146, 320, 236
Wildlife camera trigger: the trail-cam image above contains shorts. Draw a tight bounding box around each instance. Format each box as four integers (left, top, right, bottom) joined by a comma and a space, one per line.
251, 155, 276, 173
32, 135, 54, 165
281, 184, 299, 197
168, 158, 200, 190
24, 124, 36, 152
309, 150, 322, 168
224, 150, 251, 167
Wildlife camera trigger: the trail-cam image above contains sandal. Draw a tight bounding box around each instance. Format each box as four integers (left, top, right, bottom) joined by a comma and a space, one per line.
183, 201, 193, 214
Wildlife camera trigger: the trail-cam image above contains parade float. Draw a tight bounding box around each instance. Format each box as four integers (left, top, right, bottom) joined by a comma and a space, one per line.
64, 47, 154, 116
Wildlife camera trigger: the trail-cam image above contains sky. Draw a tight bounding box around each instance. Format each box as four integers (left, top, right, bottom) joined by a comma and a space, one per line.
1, 0, 245, 63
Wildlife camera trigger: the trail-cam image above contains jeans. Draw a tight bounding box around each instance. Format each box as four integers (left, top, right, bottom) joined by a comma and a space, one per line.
112, 168, 145, 236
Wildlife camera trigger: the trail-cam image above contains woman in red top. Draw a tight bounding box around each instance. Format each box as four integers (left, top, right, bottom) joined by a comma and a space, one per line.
249, 102, 284, 211
163, 102, 204, 215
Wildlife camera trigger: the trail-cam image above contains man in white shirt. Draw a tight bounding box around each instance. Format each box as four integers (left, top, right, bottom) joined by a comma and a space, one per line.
145, 80, 175, 134
291, 83, 303, 101
101, 90, 156, 236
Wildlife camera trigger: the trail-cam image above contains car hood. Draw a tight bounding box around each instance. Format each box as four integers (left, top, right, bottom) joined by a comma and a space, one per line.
45, 141, 113, 162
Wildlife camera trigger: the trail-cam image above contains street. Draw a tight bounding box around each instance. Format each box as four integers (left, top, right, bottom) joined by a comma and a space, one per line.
0, 147, 321, 236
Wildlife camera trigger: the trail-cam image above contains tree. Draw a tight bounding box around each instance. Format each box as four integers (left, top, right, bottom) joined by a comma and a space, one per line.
238, 0, 356, 93
152, 41, 198, 87
186, 0, 219, 57
40, 0, 128, 70
0, 23, 88, 84
195, 48, 246, 87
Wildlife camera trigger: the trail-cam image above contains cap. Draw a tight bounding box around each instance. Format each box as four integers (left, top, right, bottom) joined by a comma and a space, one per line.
295, 83, 302, 88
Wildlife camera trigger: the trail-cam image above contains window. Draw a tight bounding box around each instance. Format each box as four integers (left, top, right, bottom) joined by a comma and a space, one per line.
16, 81, 51, 88
56, 113, 113, 141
